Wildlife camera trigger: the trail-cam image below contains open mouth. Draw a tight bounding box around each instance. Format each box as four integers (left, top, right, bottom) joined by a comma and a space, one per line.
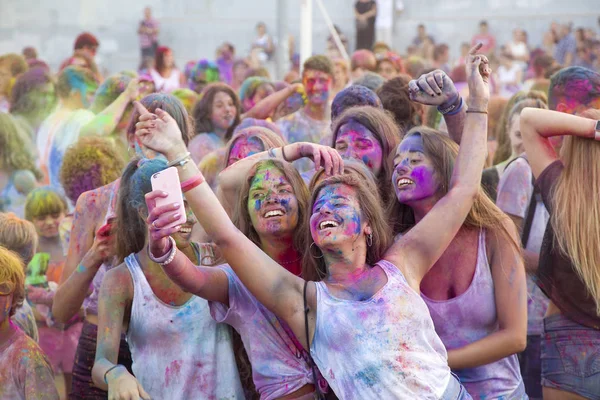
318, 220, 340, 230
396, 178, 414, 189
263, 209, 286, 218
178, 225, 193, 234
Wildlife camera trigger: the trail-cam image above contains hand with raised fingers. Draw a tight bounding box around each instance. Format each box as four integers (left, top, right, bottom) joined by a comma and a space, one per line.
107, 366, 151, 400
124, 78, 141, 102
291, 143, 344, 176
133, 101, 188, 161
465, 43, 492, 111
145, 190, 183, 259
408, 69, 459, 110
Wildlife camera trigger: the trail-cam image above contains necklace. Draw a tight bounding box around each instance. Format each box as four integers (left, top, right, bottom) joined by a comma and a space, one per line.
279, 255, 301, 265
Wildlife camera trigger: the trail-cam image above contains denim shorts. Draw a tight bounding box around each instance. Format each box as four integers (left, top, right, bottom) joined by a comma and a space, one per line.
541, 314, 600, 400
440, 373, 473, 400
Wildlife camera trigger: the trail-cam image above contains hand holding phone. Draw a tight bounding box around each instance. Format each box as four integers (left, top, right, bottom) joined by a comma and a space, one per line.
150, 166, 187, 229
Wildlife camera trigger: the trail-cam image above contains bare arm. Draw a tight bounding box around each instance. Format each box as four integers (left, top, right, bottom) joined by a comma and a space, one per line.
520, 107, 597, 178
79, 79, 139, 138
241, 83, 303, 120
448, 221, 527, 369
387, 46, 490, 288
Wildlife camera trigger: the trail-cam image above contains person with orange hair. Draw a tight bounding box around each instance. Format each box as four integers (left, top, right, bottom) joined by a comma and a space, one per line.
0, 246, 58, 400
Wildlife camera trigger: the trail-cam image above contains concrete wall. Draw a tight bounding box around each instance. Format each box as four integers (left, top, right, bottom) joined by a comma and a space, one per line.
0, 0, 598, 79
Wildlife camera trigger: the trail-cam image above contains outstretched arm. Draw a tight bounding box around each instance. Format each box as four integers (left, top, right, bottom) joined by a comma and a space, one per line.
241, 83, 304, 120
386, 44, 491, 289
520, 107, 598, 178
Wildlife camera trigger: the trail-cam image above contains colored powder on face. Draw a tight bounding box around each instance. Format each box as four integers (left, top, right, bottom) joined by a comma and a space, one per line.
303, 70, 332, 104
335, 121, 383, 175
24, 187, 67, 222
228, 136, 264, 165
393, 135, 439, 203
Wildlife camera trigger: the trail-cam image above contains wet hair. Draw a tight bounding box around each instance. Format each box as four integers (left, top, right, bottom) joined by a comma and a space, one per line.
303, 168, 392, 281
155, 46, 174, 74
90, 73, 133, 113
224, 127, 286, 167
548, 66, 600, 111
24, 187, 68, 222
331, 106, 401, 210
9, 67, 56, 121
353, 72, 386, 92
60, 137, 125, 204
0, 246, 26, 317
74, 32, 99, 50
303, 55, 334, 77
56, 65, 98, 100
0, 113, 41, 178
351, 50, 377, 72
171, 88, 199, 114
331, 85, 382, 123
115, 158, 167, 262
128, 93, 193, 146
493, 90, 548, 164
377, 75, 423, 132
0, 212, 38, 266
192, 83, 241, 140
232, 159, 309, 261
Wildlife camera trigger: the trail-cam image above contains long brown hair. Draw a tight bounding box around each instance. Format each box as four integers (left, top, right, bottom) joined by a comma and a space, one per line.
303, 169, 392, 282
330, 106, 401, 211
552, 119, 600, 314
192, 83, 241, 140
390, 127, 518, 252
232, 159, 309, 254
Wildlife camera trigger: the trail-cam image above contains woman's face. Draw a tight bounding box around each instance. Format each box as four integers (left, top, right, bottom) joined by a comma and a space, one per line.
33, 212, 65, 239
163, 51, 174, 68
227, 136, 265, 166
211, 91, 237, 132
335, 121, 383, 177
171, 200, 196, 248
392, 135, 441, 205
377, 60, 398, 81
247, 166, 299, 238
508, 114, 524, 156
310, 183, 364, 250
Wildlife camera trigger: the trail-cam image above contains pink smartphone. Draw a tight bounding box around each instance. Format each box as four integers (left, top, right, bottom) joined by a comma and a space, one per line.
150, 167, 187, 229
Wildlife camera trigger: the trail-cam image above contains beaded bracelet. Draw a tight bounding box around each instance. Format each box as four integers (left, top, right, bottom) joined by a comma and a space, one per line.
147, 236, 177, 266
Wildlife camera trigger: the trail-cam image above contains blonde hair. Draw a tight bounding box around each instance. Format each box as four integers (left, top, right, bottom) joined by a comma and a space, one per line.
0, 212, 38, 266
553, 133, 600, 315
0, 246, 26, 317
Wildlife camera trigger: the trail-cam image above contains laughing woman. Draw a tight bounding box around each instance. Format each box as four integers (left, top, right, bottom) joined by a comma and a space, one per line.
91, 158, 243, 400
133, 47, 490, 398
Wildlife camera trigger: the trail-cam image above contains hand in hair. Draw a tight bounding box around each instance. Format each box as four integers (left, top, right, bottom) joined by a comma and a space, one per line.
134, 101, 188, 160
408, 69, 458, 107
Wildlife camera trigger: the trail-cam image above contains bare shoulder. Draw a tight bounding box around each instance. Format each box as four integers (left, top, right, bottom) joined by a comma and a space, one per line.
101, 263, 134, 300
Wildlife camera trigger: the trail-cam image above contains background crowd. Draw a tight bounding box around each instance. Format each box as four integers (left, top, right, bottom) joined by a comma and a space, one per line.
0, 1, 600, 400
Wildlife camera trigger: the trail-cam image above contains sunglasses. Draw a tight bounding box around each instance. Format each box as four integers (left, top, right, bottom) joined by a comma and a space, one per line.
0, 281, 15, 296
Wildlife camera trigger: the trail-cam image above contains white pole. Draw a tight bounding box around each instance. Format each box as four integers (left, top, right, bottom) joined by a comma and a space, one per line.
315, 0, 350, 61
276, 0, 289, 80
300, 0, 313, 73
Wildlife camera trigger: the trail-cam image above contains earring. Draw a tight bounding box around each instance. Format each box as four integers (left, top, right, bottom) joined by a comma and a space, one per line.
367, 233, 373, 247
310, 242, 324, 259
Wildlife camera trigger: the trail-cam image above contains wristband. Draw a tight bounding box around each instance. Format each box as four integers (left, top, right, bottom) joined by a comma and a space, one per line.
181, 174, 204, 193
104, 364, 123, 384
438, 96, 462, 115
466, 109, 488, 114
167, 152, 192, 168
147, 236, 177, 266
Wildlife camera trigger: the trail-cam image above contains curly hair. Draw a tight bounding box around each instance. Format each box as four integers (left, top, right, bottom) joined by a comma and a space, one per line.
60, 137, 125, 204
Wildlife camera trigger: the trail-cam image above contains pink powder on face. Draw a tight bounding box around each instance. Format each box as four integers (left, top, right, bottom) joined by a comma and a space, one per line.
227, 136, 264, 165
392, 135, 440, 204
303, 70, 332, 105
335, 121, 383, 176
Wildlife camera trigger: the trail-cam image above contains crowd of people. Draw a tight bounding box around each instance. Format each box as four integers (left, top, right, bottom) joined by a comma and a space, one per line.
0, 3, 600, 400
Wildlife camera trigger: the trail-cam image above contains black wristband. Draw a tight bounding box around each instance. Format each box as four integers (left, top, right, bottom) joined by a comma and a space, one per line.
437, 96, 462, 115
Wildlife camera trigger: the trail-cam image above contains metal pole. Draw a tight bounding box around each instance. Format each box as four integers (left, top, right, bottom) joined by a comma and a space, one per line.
275, 0, 289, 80
315, 0, 350, 61
300, 0, 313, 73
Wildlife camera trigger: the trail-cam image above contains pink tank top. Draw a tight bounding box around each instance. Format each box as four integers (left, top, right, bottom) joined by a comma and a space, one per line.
421, 230, 524, 398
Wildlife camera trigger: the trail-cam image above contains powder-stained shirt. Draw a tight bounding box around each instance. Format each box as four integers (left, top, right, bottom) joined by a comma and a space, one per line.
311, 259, 451, 399
277, 108, 330, 145
11, 301, 39, 343
496, 157, 550, 336
209, 265, 314, 400
0, 322, 59, 400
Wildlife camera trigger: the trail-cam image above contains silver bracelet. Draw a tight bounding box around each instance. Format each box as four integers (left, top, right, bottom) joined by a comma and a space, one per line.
147, 237, 177, 266
167, 152, 192, 168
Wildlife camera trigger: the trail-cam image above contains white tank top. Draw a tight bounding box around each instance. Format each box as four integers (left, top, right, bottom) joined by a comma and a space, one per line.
124, 254, 244, 399
150, 68, 181, 92
311, 259, 451, 399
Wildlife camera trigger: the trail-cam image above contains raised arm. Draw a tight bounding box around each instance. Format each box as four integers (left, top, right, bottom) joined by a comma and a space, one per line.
386, 45, 491, 287
133, 103, 308, 326
217, 142, 342, 198
408, 68, 467, 143
53, 188, 114, 323
448, 221, 527, 369
91, 266, 150, 400
241, 83, 303, 120
79, 79, 139, 138
520, 107, 598, 178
